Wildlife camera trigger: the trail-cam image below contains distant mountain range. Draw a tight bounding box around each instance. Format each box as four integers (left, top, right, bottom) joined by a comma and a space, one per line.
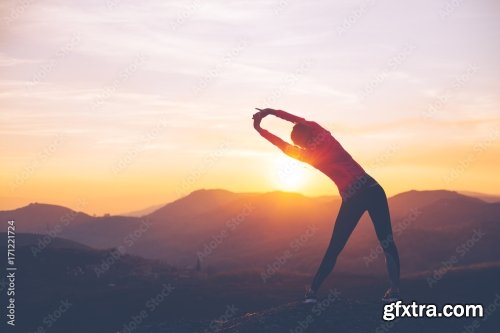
1, 189, 499, 276
120, 203, 165, 217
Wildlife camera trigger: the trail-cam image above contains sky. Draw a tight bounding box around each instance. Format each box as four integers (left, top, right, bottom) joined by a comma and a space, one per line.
1, 0, 499, 214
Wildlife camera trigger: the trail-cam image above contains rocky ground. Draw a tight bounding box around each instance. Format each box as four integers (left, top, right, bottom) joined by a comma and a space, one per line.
132, 296, 499, 333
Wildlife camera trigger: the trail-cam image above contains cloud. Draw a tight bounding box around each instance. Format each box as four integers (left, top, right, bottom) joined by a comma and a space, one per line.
0, 53, 41, 67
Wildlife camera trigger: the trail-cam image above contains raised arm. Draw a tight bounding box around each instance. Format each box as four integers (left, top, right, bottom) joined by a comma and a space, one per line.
256, 108, 305, 124
253, 110, 304, 160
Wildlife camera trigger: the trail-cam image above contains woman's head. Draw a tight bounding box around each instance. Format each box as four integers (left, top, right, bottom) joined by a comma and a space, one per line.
291, 123, 314, 148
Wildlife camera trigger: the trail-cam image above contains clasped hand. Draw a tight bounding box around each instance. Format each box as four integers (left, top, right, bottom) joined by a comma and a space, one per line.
252, 108, 276, 129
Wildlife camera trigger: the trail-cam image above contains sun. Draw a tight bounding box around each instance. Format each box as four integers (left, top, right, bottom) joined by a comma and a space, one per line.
272, 156, 308, 191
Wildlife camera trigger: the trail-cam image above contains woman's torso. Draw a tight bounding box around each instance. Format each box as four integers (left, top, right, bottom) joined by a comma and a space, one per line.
300, 121, 368, 194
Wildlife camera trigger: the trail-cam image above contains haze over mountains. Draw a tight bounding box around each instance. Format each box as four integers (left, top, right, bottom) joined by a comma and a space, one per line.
2, 189, 499, 277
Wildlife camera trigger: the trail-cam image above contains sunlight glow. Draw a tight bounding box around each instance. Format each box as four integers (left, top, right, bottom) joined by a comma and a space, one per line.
272, 156, 308, 192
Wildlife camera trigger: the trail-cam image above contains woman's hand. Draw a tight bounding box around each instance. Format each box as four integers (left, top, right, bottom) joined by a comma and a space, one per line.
255, 108, 276, 116
253, 111, 264, 130
253, 108, 275, 130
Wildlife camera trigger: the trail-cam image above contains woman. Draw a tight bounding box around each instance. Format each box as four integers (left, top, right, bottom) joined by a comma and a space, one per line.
252, 108, 401, 303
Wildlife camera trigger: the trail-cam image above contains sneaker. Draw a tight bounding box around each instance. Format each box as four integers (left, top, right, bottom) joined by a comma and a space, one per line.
304, 288, 317, 304
381, 288, 401, 303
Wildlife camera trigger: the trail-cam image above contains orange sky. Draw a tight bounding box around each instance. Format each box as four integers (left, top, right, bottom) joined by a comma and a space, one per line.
1, 0, 500, 214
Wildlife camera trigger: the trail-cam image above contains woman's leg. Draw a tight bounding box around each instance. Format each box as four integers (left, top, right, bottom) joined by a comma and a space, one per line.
310, 197, 366, 292
366, 185, 400, 289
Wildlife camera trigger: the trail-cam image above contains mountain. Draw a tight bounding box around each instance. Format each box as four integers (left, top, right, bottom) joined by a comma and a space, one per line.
1, 202, 92, 233
147, 189, 245, 220
1, 189, 499, 276
120, 203, 165, 217
388, 189, 485, 215
0, 232, 91, 250
0, 233, 177, 333
140, 189, 336, 267
140, 189, 500, 275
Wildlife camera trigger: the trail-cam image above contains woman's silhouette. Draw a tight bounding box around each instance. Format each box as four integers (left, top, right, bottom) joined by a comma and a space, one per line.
253, 108, 401, 303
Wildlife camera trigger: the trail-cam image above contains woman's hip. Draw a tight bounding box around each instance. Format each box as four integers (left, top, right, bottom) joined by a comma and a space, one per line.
340, 173, 380, 200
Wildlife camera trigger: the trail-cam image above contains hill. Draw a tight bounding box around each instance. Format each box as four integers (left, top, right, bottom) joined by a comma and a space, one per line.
0, 233, 177, 333
0, 231, 91, 251
1, 189, 499, 276
1, 233, 498, 333
0, 202, 92, 233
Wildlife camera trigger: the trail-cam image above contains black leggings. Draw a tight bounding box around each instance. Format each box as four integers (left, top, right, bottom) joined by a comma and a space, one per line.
310, 177, 400, 292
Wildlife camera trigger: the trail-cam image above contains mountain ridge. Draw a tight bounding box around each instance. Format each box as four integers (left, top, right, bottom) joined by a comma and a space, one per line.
1, 189, 499, 275
0, 188, 484, 217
